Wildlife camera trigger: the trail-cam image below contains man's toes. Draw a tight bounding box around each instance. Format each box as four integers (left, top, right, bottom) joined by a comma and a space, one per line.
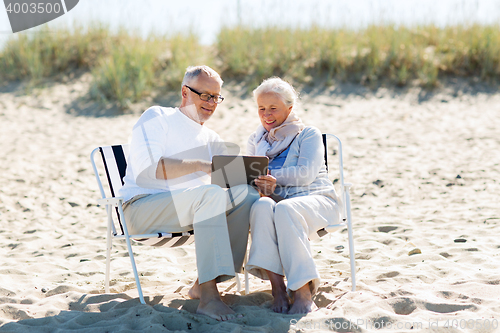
220, 313, 239, 321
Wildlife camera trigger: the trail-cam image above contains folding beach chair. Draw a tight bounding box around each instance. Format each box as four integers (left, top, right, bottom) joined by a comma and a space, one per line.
91, 145, 197, 304
241, 134, 356, 294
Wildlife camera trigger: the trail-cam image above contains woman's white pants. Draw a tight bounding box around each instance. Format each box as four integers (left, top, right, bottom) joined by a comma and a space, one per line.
246, 195, 339, 294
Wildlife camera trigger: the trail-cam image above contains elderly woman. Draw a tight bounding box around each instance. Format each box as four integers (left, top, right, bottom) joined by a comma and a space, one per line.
246, 77, 341, 314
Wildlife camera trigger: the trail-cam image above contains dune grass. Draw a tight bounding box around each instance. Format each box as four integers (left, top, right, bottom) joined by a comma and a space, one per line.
0, 25, 110, 82
0, 25, 209, 108
217, 24, 500, 88
90, 32, 211, 108
0, 24, 499, 108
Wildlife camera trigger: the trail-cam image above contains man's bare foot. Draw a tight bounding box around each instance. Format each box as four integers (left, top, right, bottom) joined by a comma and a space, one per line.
288, 284, 318, 315
266, 270, 291, 313
196, 279, 242, 321
197, 298, 240, 321
188, 279, 200, 299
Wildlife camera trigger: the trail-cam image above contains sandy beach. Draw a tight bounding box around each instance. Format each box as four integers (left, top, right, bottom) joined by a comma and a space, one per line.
0, 74, 499, 332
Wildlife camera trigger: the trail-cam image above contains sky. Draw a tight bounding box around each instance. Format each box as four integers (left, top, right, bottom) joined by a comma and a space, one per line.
1, 0, 500, 46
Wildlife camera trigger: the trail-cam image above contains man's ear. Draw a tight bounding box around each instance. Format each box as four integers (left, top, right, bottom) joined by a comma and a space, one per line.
181, 85, 188, 99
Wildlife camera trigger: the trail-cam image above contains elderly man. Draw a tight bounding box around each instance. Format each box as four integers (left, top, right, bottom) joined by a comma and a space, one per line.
119, 65, 259, 320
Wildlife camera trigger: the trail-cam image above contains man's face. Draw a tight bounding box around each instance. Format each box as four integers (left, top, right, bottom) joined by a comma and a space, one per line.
181, 73, 222, 125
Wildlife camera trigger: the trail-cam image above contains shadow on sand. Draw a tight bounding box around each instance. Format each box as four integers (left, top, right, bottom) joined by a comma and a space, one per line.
0, 291, 314, 333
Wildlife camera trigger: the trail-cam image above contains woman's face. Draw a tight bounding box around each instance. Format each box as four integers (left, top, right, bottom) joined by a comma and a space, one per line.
257, 92, 293, 132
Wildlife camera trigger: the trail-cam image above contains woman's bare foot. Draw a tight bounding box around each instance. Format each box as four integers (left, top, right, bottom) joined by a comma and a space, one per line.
266, 270, 291, 313
272, 291, 291, 314
196, 279, 242, 321
288, 283, 317, 314
188, 279, 200, 299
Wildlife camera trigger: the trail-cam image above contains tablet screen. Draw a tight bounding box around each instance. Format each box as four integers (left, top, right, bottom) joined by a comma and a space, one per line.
211, 155, 269, 188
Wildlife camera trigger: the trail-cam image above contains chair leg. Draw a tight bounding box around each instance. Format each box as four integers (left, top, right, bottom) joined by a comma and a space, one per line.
244, 248, 249, 295
105, 207, 112, 294
344, 188, 356, 291
236, 242, 250, 294
235, 274, 241, 293
124, 236, 146, 304
118, 205, 146, 304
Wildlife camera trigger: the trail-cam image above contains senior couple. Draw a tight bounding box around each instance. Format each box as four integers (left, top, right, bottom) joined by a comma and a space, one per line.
119, 65, 340, 320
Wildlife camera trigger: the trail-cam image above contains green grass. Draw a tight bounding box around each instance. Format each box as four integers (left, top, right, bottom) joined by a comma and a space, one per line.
1, 24, 499, 109
0, 24, 110, 82
90, 31, 211, 108
217, 24, 500, 88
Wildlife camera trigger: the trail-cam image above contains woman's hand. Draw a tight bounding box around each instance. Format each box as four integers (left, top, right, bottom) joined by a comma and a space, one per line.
254, 173, 277, 196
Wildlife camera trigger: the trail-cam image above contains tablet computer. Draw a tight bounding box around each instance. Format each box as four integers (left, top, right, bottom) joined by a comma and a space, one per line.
211, 155, 269, 188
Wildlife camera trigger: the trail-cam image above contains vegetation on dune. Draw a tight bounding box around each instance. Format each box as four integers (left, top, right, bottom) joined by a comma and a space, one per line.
0, 25, 209, 108
217, 24, 500, 88
0, 24, 499, 108
0, 25, 110, 81
90, 32, 211, 108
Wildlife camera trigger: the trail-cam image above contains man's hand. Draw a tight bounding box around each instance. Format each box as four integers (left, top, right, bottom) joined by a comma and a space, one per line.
156, 158, 211, 179
254, 174, 277, 197
197, 160, 212, 175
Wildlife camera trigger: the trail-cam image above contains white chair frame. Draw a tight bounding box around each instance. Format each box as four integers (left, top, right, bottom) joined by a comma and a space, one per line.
323, 134, 356, 292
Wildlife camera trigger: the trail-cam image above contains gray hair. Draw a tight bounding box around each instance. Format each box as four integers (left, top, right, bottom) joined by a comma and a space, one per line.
181, 65, 223, 87
253, 77, 298, 108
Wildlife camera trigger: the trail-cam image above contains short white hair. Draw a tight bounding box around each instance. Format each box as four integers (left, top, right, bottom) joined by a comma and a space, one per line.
181, 65, 223, 87
253, 77, 298, 108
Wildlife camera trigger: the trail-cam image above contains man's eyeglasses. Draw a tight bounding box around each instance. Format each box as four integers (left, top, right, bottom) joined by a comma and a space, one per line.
185, 85, 224, 104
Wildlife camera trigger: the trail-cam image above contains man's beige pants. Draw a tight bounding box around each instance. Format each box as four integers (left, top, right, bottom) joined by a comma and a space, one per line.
123, 184, 260, 285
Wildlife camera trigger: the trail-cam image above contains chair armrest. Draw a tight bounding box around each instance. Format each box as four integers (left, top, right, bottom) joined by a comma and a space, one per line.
325, 224, 346, 233
343, 183, 353, 189
97, 197, 124, 207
